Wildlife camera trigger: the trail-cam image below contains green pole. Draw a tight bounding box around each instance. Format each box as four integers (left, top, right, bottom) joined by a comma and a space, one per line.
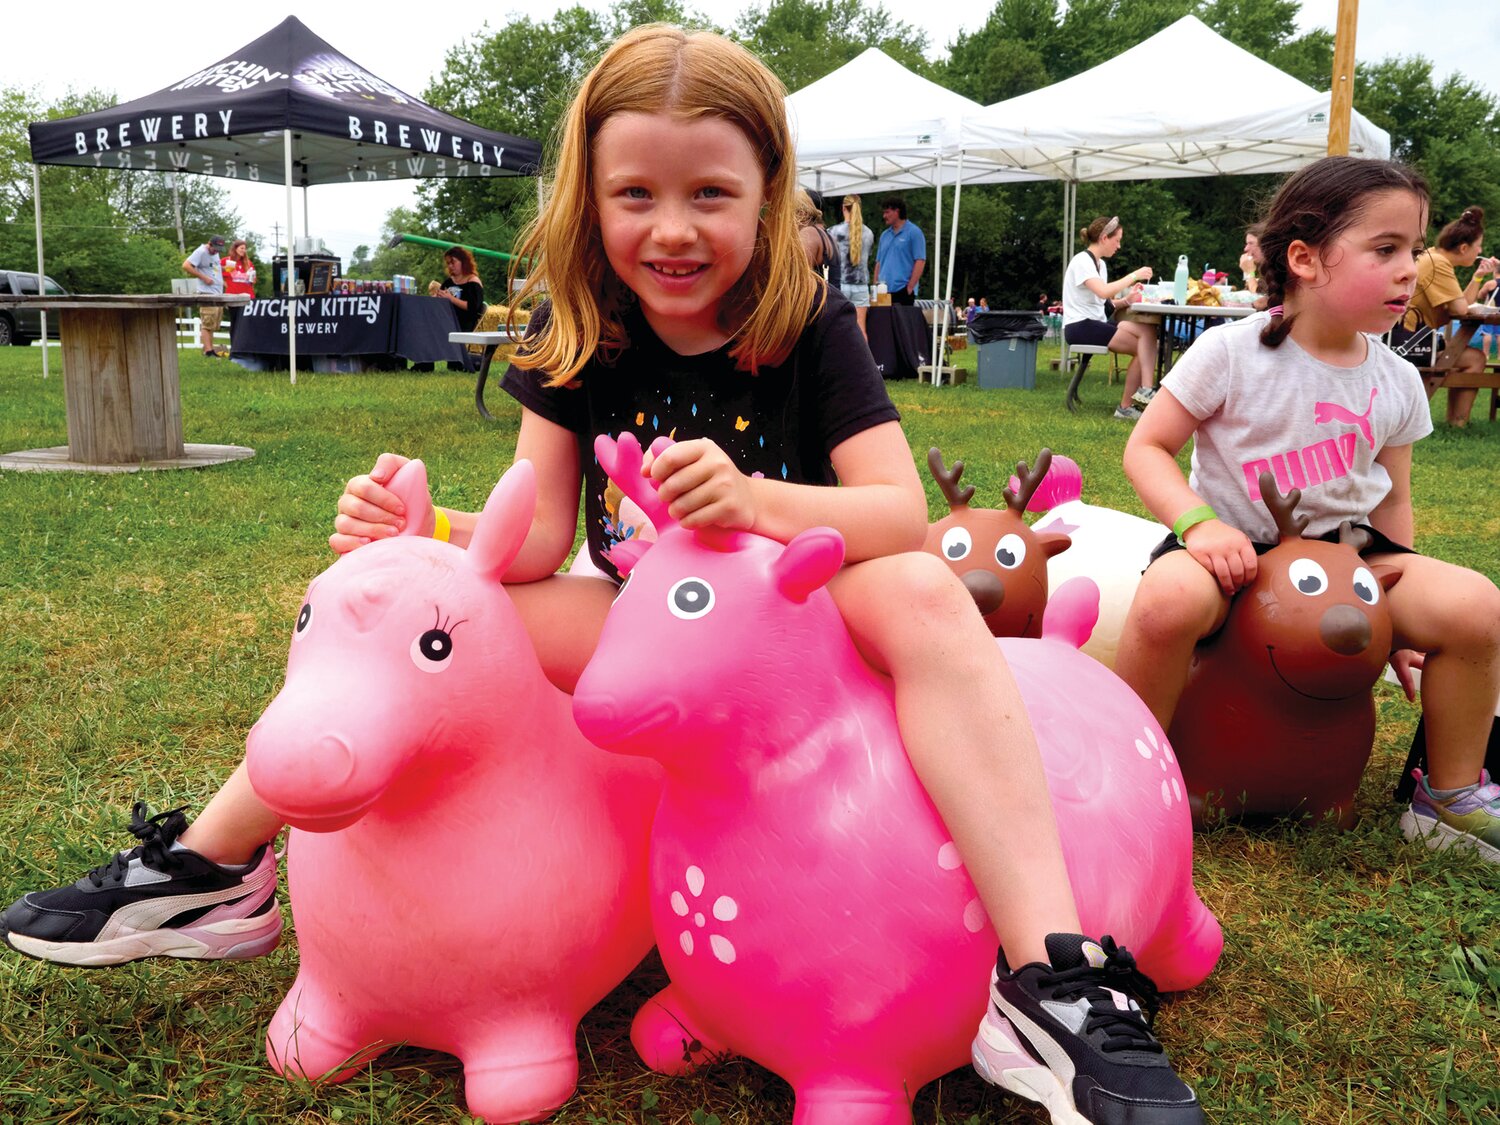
387, 232, 526, 265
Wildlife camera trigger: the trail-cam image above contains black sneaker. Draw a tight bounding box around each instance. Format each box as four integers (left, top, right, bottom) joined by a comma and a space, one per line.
0, 802, 282, 967
971, 933, 1204, 1124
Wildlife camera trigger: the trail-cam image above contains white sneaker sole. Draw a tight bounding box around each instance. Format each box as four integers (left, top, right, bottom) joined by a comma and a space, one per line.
1399, 809, 1500, 864
6, 911, 283, 967
971, 1010, 1090, 1125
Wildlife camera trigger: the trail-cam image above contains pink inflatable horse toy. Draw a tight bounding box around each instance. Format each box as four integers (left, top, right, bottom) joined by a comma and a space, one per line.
573, 433, 1221, 1125
246, 459, 659, 1124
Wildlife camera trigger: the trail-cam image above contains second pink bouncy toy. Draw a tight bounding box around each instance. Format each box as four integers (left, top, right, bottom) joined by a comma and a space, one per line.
246, 460, 659, 1124
573, 433, 1222, 1125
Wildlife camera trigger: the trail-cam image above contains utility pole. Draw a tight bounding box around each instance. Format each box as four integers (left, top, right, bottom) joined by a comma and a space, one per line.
170, 172, 185, 253
1327, 0, 1359, 155
272, 221, 282, 254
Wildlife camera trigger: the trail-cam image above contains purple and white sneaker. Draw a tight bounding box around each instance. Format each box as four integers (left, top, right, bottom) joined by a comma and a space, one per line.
1, 802, 281, 967
1400, 769, 1500, 865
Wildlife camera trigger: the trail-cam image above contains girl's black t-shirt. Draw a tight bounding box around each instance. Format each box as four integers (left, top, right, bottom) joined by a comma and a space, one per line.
500, 284, 900, 580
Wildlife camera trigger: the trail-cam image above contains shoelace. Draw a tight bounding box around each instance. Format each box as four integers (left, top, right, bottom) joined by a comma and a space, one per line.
1037, 936, 1165, 1054
86, 802, 191, 888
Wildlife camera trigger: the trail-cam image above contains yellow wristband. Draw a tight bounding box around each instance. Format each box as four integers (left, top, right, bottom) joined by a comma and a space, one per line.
431, 506, 451, 543
1172, 504, 1217, 546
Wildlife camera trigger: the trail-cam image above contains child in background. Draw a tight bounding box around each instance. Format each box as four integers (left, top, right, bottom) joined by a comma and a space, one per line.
3, 26, 1203, 1124
1116, 156, 1500, 863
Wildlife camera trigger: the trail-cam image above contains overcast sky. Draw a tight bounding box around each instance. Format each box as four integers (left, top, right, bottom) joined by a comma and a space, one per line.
9, 0, 1498, 268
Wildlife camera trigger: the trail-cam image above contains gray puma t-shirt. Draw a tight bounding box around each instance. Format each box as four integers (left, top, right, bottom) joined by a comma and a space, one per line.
1163, 314, 1432, 541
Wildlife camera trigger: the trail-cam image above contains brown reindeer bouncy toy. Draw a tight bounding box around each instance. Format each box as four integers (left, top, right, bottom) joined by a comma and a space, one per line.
924, 448, 1071, 638
1170, 473, 1401, 828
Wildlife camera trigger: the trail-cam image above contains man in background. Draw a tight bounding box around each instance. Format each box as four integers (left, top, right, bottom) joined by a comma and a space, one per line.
183, 234, 226, 357
873, 197, 925, 307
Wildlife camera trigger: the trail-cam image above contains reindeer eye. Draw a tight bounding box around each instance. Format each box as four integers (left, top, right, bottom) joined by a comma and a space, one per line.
940, 527, 972, 561
668, 577, 715, 620
1287, 558, 1328, 596
410, 628, 455, 673
995, 533, 1027, 570
1352, 566, 1380, 605
293, 602, 313, 640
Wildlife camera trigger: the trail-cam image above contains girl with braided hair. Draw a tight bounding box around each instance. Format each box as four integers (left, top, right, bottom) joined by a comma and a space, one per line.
1116, 155, 1500, 864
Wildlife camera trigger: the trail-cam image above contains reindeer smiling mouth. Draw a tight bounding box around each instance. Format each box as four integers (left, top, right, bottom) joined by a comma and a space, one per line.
1265, 646, 1364, 702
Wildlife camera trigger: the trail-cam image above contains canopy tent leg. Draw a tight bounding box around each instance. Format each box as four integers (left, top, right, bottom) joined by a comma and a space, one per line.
943, 150, 964, 385
285, 130, 297, 386
33, 165, 48, 380
303, 185, 310, 236
1060, 175, 1077, 374
928, 153, 943, 385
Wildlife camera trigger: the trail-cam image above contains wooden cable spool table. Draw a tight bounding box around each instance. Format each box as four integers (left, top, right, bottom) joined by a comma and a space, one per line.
0, 293, 252, 471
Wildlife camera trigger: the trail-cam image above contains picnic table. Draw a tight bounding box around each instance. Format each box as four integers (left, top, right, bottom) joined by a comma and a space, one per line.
1122, 302, 1256, 379
1420, 306, 1500, 422
0, 293, 252, 471
450, 329, 523, 420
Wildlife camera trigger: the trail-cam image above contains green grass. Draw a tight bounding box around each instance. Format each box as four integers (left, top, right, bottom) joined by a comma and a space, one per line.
0, 343, 1496, 1124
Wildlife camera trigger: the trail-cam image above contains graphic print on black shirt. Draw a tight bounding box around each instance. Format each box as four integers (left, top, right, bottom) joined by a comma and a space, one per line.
500, 286, 900, 581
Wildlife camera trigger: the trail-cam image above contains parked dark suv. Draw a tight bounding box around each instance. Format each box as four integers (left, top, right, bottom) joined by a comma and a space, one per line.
0, 270, 67, 346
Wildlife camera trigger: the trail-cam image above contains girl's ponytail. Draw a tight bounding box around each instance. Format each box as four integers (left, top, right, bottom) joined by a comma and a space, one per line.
843, 196, 863, 267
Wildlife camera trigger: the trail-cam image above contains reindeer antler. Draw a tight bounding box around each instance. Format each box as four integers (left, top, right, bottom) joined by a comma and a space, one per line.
927, 448, 975, 511
1258, 471, 1309, 542
594, 432, 677, 534
1337, 521, 1372, 553
1003, 449, 1054, 516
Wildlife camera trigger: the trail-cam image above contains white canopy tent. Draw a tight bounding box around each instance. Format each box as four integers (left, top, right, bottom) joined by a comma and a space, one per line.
962, 15, 1391, 278
907, 15, 1394, 379
788, 49, 1042, 381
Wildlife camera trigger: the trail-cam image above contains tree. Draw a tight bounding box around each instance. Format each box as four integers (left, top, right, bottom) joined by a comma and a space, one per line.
0, 84, 241, 292
735, 0, 929, 91
1354, 58, 1500, 229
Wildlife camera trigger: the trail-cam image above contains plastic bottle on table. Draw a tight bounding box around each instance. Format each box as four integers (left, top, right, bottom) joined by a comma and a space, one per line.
1173, 255, 1190, 306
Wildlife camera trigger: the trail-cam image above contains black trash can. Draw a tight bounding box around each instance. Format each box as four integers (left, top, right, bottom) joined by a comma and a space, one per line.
970, 310, 1046, 389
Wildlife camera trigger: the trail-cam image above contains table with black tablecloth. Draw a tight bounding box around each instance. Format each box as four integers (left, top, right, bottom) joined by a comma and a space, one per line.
866, 304, 931, 380
230, 293, 466, 365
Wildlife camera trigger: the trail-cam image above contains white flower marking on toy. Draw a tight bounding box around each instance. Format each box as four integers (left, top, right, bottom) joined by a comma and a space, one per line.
1135, 727, 1182, 807
938, 841, 991, 933
672, 865, 737, 964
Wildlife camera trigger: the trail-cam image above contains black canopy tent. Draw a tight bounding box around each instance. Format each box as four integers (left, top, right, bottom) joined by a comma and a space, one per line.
28, 15, 541, 382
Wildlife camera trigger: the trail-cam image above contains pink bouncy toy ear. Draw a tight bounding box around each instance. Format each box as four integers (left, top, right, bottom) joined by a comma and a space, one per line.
1041, 576, 1100, 650
772, 528, 845, 603
387, 460, 434, 538
594, 432, 678, 533
467, 460, 537, 580
603, 538, 652, 576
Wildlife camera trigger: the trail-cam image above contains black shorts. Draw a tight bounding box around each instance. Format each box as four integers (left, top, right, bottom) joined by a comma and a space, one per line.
1064, 318, 1116, 347
1147, 521, 1415, 567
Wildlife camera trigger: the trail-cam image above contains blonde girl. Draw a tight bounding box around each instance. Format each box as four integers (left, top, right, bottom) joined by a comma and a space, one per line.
828, 193, 875, 338
4, 26, 1200, 1124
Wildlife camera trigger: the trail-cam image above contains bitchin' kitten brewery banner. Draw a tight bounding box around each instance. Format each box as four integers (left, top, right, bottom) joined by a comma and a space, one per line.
28, 16, 541, 186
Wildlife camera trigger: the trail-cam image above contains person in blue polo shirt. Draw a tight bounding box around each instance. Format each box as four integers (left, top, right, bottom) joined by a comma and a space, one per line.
873, 196, 926, 306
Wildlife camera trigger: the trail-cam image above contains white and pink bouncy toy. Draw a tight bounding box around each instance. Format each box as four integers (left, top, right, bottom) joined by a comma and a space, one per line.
1012, 454, 1168, 669
573, 433, 1221, 1125
245, 459, 659, 1124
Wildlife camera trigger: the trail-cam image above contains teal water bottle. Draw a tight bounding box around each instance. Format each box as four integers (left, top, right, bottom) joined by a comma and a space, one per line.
1173, 255, 1190, 305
